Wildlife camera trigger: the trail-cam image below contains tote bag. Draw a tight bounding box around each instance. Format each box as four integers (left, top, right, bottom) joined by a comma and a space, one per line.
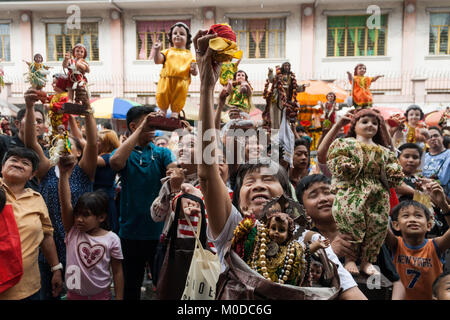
0, 204, 23, 294
156, 193, 209, 300
181, 211, 220, 300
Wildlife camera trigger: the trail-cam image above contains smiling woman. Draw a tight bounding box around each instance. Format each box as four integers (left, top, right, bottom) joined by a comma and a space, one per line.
0, 147, 63, 300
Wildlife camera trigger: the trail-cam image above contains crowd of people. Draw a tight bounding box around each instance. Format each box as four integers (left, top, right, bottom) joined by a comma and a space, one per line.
0, 27, 450, 302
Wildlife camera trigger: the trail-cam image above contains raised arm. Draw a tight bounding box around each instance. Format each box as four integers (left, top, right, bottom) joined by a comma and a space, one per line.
68, 115, 86, 150
215, 88, 228, 131
317, 113, 352, 164
76, 90, 97, 182
195, 30, 232, 239
152, 41, 165, 64
24, 89, 51, 179
62, 52, 70, 69
58, 156, 77, 233
372, 75, 384, 82
109, 112, 159, 171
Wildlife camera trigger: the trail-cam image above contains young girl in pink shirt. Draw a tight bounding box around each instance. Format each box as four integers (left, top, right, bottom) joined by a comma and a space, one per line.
58, 156, 124, 300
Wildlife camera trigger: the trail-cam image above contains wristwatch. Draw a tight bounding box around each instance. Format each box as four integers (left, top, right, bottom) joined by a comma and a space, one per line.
51, 263, 63, 272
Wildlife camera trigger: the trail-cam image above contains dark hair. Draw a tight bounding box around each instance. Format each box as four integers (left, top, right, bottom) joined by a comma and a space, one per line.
353, 63, 366, 76
295, 174, 331, 205
233, 70, 249, 82
428, 126, 443, 136
73, 191, 110, 230
294, 138, 311, 153
432, 271, 450, 298
398, 142, 423, 158
2, 147, 40, 172
294, 138, 311, 168
391, 200, 431, 222
232, 161, 290, 212
444, 135, 450, 149
126, 105, 155, 131
0, 187, 6, 212
103, 122, 112, 130
405, 105, 425, 121
346, 108, 391, 148
16, 107, 45, 123
168, 22, 192, 50
326, 92, 336, 101
33, 53, 43, 62
296, 125, 306, 133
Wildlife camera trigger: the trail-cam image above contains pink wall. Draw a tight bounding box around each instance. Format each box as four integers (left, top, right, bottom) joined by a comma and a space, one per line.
300, 4, 314, 79
20, 11, 32, 65
401, 1, 416, 79
110, 10, 124, 96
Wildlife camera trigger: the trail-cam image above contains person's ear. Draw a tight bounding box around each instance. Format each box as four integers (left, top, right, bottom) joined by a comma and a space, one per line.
14, 120, 20, 128
426, 219, 433, 232
129, 121, 137, 133
392, 220, 401, 231
30, 170, 37, 181
98, 213, 107, 224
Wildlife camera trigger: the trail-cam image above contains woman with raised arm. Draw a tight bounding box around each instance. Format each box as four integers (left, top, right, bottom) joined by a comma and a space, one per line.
194, 30, 366, 300
24, 88, 97, 300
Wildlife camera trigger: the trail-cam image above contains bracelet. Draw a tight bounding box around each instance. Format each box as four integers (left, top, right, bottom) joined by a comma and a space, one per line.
51, 262, 63, 272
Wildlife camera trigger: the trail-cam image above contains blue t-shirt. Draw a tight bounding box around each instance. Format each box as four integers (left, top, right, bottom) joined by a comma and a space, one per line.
112, 142, 176, 240
423, 149, 450, 197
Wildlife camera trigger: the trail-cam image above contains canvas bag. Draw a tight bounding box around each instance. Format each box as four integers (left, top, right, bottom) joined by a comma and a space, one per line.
0, 203, 23, 294
181, 208, 220, 300
156, 193, 209, 300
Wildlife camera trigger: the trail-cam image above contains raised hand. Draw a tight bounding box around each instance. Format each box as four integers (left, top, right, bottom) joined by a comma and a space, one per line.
193, 30, 221, 89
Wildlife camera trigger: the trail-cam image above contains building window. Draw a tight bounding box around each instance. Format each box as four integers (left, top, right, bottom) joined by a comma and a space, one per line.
136, 20, 190, 60
0, 24, 10, 61
429, 13, 449, 55
46, 22, 99, 61
327, 15, 387, 57
229, 18, 286, 59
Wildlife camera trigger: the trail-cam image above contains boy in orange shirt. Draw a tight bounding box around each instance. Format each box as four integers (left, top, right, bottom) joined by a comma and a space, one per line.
385, 199, 450, 300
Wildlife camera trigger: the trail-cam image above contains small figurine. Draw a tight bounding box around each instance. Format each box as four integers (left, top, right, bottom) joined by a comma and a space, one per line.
390, 105, 429, 149
46, 74, 70, 140
219, 58, 241, 87
225, 70, 254, 115
231, 203, 329, 286
439, 106, 450, 128
327, 108, 404, 276
347, 64, 383, 109
319, 92, 341, 130
310, 260, 324, 287
153, 22, 197, 120
49, 126, 71, 166
263, 62, 309, 129
24, 53, 51, 90
0, 117, 12, 136
62, 43, 91, 114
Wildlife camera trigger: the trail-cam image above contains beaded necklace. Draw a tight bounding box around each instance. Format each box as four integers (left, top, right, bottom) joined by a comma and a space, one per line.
250, 223, 297, 284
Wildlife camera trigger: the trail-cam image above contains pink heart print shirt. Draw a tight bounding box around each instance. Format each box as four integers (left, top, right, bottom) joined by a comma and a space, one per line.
65, 227, 123, 296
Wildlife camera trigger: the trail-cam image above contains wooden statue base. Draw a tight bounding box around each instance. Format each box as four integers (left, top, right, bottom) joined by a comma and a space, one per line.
146, 115, 185, 131
62, 102, 90, 115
